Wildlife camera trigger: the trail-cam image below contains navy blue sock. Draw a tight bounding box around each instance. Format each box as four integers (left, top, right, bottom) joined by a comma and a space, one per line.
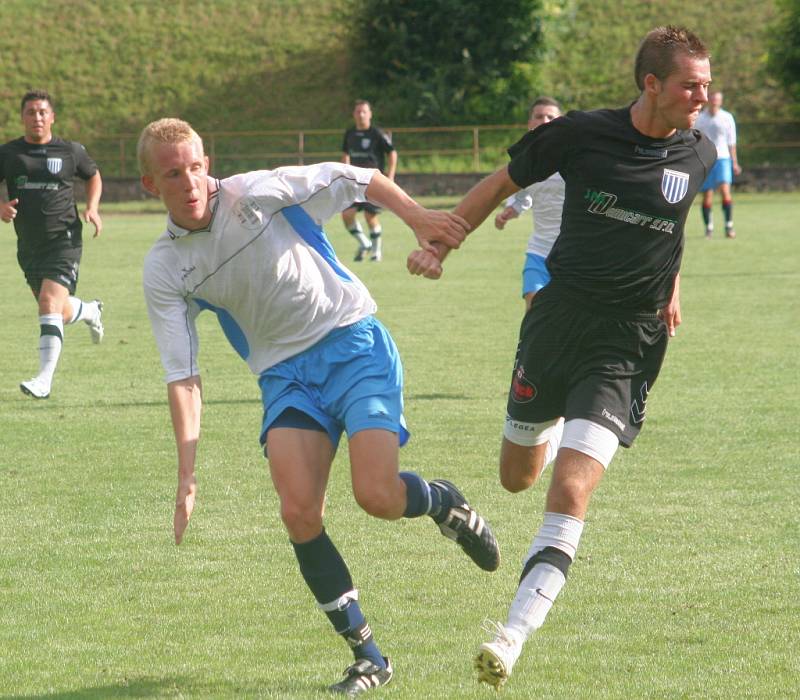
722, 199, 733, 226
701, 205, 711, 228
399, 471, 442, 518
292, 529, 385, 668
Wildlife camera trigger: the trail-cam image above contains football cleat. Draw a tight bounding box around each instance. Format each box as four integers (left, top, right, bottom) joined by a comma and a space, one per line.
20, 376, 51, 399
475, 620, 524, 689
354, 243, 372, 262
87, 300, 104, 344
725, 227, 736, 239
430, 479, 500, 572
370, 251, 382, 262
329, 657, 393, 696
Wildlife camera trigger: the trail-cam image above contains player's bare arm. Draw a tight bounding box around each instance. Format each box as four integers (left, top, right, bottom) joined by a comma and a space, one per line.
167, 376, 203, 544
386, 149, 398, 181
0, 197, 19, 223
84, 171, 103, 237
407, 166, 520, 276
659, 273, 682, 337
364, 171, 469, 251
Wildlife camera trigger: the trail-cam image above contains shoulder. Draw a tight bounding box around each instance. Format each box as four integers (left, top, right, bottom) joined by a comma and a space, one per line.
681, 129, 717, 166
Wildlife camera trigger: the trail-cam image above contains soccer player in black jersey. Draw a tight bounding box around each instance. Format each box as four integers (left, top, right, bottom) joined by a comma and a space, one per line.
0, 89, 104, 399
407, 26, 716, 688
341, 100, 397, 261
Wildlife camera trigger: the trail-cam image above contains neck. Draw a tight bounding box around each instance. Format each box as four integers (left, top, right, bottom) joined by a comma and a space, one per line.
629, 97, 676, 140
24, 135, 52, 145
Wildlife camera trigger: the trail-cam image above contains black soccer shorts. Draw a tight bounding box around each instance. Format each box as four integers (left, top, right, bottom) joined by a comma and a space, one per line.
17, 235, 83, 296
506, 284, 669, 447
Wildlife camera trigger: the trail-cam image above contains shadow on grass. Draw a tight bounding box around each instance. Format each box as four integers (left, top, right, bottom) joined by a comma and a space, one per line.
0, 675, 321, 699
407, 392, 469, 400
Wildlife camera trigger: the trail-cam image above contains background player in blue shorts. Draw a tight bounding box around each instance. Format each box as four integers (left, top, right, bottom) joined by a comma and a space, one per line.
138, 118, 499, 696
494, 96, 565, 311
695, 90, 741, 238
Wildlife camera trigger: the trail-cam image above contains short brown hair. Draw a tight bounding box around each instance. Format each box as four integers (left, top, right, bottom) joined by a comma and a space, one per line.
21, 89, 53, 113
137, 118, 203, 176
634, 26, 709, 91
528, 96, 561, 120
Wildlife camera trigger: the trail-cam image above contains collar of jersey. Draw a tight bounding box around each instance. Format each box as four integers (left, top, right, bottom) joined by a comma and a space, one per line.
166, 182, 220, 239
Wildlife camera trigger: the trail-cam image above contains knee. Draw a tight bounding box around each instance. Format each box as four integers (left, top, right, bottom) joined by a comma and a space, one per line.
499, 452, 540, 493
280, 499, 323, 541
353, 478, 402, 520
547, 476, 591, 513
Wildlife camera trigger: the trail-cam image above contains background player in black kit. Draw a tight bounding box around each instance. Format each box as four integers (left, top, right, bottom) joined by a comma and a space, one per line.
1, 89, 104, 399
342, 99, 397, 261
407, 26, 716, 688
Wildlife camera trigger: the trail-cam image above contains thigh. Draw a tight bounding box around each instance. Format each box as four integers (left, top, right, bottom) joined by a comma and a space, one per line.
266, 426, 335, 539
348, 428, 405, 518
37, 277, 71, 315
567, 317, 668, 446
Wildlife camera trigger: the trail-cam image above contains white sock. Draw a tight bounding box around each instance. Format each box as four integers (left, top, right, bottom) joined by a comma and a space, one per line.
38, 313, 64, 385
507, 512, 584, 639
369, 229, 382, 255
67, 296, 99, 324
348, 224, 371, 249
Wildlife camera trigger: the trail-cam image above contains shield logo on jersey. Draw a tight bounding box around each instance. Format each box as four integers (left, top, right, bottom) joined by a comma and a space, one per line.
47, 157, 63, 175
361, 138, 371, 150
661, 168, 689, 204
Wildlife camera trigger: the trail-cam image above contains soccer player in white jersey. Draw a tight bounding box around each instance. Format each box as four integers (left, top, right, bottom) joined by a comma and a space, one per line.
494, 97, 565, 311
138, 118, 500, 696
695, 90, 741, 238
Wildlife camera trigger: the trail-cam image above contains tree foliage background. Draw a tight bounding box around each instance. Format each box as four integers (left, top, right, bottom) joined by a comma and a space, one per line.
348, 0, 546, 124
769, 0, 800, 111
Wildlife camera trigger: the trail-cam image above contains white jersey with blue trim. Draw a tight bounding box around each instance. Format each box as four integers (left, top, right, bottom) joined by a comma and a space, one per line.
694, 108, 736, 159
143, 163, 378, 383
504, 171, 565, 258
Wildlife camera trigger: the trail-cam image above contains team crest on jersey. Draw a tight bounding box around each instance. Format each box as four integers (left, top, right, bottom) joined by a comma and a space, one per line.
361, 138, 372, 150
232, 196, 264, 230
510, 365, 537, 403
661, 168, 689, 204
46, 157, 63, 175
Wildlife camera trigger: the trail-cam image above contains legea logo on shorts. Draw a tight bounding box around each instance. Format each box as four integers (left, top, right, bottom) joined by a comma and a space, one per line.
511, 366, 537, 403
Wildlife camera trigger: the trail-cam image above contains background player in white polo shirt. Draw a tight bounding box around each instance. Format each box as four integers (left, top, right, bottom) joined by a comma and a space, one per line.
695, 90, 741, 238
494, 96, 565, 311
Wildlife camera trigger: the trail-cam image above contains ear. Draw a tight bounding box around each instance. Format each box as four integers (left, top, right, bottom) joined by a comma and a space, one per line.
141, 175, 159, 197
643, 73, 662, 97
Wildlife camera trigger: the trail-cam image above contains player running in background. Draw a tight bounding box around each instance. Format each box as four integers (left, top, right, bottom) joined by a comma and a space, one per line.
341, 100, 397, 261
0, 89, 104, 399
695, 90, 741, 238
407, 25, 716, 688
138, 118, 499, 696
494, 96, 565, 312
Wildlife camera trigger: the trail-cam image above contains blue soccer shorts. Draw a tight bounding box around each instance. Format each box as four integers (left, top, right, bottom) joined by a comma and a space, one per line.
522, 252, 551, 297
700, 157, 733, 192
259, 316, 409, 449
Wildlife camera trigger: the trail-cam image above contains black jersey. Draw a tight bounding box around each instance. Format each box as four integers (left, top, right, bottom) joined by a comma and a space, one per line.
342, 126, 395, 172
0, 136, 98, 247
508, 107, 716, 312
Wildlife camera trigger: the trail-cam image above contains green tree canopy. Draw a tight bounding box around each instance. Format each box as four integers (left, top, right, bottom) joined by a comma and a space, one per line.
769, 0, 800, 110
349, 0, 545, 124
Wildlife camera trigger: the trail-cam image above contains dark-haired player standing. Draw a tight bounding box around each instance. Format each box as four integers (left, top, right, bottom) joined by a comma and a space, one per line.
1, 89, 104, 399
341, 100, 397, 261
406, 26, 717, 688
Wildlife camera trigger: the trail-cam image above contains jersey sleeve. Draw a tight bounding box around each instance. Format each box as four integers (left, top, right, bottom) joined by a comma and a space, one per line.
143, 246, 202, 383
264, 162, 375, 221
72, 142, 98, 180
507, 115, 575, 189
726, 113, 737, 146
379, 129, 395, 153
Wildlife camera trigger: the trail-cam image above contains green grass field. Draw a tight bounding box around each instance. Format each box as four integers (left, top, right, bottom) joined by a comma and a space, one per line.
0, 193, 798, 699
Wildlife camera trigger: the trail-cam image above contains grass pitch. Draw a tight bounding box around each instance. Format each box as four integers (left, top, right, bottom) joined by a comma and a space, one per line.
0, 192, 798, 699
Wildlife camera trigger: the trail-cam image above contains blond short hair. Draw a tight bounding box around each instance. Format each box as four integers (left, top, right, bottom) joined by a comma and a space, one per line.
137, 118, 203, 176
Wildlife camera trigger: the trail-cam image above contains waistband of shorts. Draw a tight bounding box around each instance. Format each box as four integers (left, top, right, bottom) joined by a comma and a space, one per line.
308, 315, 375, 351
541, 282, 660, 321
